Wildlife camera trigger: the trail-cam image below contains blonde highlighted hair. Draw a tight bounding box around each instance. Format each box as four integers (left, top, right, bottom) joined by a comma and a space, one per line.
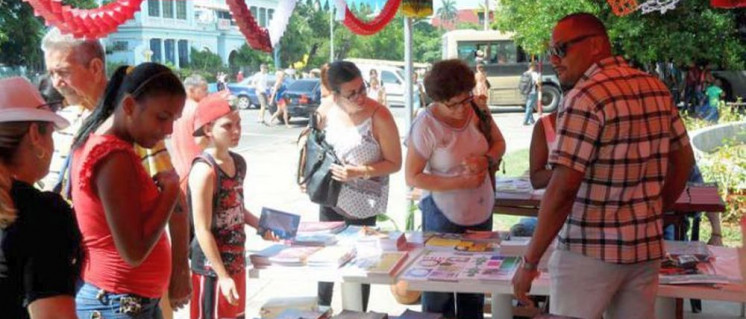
0, 164, 15, 228
0, 122, 32, 228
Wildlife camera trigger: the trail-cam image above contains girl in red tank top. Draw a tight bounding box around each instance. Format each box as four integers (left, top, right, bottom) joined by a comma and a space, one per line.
71, 63, 186, 318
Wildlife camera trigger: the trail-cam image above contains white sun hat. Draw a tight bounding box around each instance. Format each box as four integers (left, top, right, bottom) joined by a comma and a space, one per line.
0, 77, 69, 130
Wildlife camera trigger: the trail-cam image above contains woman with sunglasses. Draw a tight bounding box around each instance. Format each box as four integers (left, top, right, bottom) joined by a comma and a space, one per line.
314, 60, 402, 311
0, 77, 79, 319
405, 59, 505, 319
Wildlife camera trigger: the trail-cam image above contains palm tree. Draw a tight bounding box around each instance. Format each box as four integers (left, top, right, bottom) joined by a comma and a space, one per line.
436, 0, 457, 30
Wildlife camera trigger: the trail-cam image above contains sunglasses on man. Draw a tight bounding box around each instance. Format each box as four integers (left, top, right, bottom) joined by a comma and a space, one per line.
547, 34, 601, 58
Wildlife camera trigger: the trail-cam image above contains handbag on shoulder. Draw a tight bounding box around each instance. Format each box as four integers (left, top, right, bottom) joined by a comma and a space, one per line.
297, 113, 343, 207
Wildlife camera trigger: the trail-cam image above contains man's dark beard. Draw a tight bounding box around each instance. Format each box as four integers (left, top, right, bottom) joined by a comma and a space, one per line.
560, 83, 575, 92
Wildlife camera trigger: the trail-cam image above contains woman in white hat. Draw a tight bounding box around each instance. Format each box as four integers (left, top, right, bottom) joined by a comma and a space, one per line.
0, 77, 79, 319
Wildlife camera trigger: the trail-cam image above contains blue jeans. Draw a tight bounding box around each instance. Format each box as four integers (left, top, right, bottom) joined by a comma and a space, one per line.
419, 196, 491, 319
76, 282, 162, 319
524, 92, 537, 124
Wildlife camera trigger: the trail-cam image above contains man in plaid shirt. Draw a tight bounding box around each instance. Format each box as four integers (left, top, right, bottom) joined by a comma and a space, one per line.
512, 13, 694, 318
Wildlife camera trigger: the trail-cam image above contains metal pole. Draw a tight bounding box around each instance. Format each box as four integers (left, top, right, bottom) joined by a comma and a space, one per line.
483, 0, 489, 31
330, 8, 334, 62
404, 17, 413, 131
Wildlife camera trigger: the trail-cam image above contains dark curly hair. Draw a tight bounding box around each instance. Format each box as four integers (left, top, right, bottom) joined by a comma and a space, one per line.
424, 59, 476, 102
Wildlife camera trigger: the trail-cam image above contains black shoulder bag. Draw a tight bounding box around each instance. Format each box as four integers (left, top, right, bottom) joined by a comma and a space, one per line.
296, 113, 343, 207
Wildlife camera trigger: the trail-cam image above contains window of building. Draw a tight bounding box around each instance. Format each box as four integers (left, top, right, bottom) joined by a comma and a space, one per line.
150, 39, 162, 63
176, 0, 186, 19
165, 39, 175, 65
268, 9, 274, 24
162, 0, 174, 18
259, 8, 266, 27
112, 41, 128, 51
178, 40, 189, 68
148, 0, 160, 17
250, 6, 257, 19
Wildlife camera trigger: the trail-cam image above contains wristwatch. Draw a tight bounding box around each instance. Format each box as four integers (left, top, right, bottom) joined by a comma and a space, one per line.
522, 256, 538, 271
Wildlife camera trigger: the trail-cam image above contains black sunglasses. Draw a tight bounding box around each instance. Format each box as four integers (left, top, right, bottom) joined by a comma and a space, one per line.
548, 34, 601, 58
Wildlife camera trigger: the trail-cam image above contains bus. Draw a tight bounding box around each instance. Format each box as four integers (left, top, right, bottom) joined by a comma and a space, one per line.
442, 30, 562, 112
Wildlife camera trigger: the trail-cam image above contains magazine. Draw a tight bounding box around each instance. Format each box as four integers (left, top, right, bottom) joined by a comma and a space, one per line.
258, 207, 301, 239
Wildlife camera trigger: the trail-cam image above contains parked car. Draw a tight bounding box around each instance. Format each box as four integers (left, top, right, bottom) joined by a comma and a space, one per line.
280, 78, 322, 120
355, 64, 407, 107
226, 73, 293, 109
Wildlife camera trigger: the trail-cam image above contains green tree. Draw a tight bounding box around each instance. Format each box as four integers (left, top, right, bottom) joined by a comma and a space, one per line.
0, 0, 96, 69
190, 47, 223, 71
436, 0, 458, 30
230, 44, 272, 72
493, 0, 746, 69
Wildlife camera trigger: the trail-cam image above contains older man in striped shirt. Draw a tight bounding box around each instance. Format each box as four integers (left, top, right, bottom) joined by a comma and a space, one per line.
512, 13, 694, 319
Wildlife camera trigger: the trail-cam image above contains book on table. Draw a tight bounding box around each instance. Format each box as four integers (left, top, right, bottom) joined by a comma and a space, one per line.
260, 296, 320, 319
290, 233, 339, 246
659, 253, 734, 285
331, 310, 388, 319
258, 207, 301, 239
397, 309, 444, 319
306, 245, 356, 268
400, 250, 519, 282
275, 308, 332, 319
267, 246, 323, 267
424, 232, 501, 253
298, 221, 347, 234
355, 227, 407, 251
664, 240, 713, 261
249, 244, 288, 268
346, 251, 409, 277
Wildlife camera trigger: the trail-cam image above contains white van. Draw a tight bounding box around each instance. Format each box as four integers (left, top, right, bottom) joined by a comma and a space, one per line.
353, 63, 407, 107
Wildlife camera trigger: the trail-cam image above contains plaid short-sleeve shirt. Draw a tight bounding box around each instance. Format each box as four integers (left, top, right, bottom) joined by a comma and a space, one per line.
549, 56, 690, 264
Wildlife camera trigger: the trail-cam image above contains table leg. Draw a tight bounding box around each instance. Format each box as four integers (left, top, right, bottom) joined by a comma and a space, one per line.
656, 297, 676, 319
491, 293, 513, 319
341, 282, 363, 311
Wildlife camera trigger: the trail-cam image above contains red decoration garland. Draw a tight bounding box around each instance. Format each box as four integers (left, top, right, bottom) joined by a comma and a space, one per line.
607, 0, 638, 16
226, 0, 272, 52
23, 0, 143, 39
343, 0, 402, 35
711, 0, 746, 8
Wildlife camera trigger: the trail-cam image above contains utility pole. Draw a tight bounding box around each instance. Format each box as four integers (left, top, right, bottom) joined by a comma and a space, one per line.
330, 8, 334, 62
483, 0, 489, 30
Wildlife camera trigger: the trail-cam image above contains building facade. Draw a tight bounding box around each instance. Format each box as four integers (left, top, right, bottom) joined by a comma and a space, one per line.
103, 0, 278, 67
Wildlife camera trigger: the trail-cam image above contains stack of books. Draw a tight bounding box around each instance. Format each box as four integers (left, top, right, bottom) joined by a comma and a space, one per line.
306, 245, 356, 268
265, 246, 323, 267
331, 310, 388, 319
260, 296, 321, 319
298, 221, 347, 234
346, 251, 409, 277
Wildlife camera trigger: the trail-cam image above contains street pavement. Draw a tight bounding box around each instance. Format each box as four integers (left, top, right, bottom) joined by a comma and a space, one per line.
172, 108, 744, 319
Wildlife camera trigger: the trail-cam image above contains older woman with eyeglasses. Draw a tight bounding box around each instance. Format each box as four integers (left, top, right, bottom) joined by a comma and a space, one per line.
314, 60, 402, 311
405, 59, 505, 319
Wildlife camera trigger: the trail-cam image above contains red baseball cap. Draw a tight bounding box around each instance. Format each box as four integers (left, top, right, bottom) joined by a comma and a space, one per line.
193, 92, 236, 136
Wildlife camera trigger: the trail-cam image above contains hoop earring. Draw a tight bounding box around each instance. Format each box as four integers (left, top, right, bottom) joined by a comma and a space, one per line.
35, 147, 47, 160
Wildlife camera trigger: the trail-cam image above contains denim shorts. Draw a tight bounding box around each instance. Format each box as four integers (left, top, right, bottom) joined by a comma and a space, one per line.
419, 195, 492, 233
76, 282, 162, 319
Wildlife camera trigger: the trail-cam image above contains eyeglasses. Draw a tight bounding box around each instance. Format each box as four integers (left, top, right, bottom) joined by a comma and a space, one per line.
442, 94, 474, 109
548, 34, 601, 58
338, 83, 367, 100
36, 101, 63, 112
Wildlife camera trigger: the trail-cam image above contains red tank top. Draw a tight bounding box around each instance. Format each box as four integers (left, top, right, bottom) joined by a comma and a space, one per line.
71, 134, 171, 298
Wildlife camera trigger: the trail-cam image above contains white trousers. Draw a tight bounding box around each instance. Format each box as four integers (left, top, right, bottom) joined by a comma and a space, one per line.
549, 249, 660, 319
